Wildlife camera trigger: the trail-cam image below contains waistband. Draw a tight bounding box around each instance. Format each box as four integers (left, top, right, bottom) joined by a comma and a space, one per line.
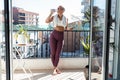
53, 29, 64, 33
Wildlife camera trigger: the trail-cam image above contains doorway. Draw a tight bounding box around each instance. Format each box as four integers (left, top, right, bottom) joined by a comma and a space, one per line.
1, 0, 120, 80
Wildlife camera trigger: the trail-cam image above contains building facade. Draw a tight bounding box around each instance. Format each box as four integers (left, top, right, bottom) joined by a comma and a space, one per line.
81, 0, 90, 13
0, 11, 4, 23
13, 7, 39, 26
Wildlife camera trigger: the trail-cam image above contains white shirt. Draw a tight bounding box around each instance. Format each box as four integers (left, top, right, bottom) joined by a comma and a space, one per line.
53, 14, 67, 28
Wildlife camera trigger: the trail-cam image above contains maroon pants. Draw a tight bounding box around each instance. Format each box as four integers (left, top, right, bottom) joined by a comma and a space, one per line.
50, 30, 64, 67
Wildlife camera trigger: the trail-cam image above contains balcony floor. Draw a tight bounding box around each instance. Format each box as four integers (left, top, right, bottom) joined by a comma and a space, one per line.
2, 69, 101, 80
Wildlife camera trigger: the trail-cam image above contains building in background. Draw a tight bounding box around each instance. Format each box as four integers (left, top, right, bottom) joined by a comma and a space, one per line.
0, 11, 4, 23
81, 0, 90, 13
0, 11, 2, 22
13, 7, 39, 26
111, 0, 116, 18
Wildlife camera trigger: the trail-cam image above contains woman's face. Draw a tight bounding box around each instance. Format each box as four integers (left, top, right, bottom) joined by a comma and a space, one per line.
57, 6, 65, 15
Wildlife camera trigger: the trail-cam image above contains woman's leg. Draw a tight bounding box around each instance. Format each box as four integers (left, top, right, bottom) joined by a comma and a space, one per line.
49, 33, 57, 67
54, 40, 63, 67
55, 40, 63, 74
50, 30, 63, 74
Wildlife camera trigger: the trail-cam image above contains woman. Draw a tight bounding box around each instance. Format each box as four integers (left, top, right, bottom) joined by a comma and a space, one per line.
45, 5, 72, 75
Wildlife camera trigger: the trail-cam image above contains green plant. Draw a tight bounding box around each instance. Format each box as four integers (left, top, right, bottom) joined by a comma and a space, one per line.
80, 36, 90, 55
14, 25, 30, 41
82, 6, 99, 27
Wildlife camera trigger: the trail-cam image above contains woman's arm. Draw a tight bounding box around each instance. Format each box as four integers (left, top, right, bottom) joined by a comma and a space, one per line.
45, 10, 55, 23
65, 18, 68, 30
65, 18, 73, 31
45, 13, 53, 23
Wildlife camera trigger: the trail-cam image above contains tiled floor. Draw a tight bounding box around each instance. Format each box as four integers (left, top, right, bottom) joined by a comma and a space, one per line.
1, 69, 101, 80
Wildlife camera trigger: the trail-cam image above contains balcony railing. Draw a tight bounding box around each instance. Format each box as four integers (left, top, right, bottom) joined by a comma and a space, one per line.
0, 30, 103, 59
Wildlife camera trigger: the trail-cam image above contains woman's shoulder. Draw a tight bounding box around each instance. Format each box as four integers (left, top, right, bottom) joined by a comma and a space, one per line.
63, 15, 66, 19
62, 15, 67, 21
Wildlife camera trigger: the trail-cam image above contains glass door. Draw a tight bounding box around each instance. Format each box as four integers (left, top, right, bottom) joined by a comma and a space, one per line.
108, 0, 120, 79
89, 0, 107, 80
0, 0, 12, 80
0, 0, 6, 80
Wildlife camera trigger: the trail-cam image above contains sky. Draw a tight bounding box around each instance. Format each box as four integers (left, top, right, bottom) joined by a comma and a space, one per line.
12, 0, 105, 27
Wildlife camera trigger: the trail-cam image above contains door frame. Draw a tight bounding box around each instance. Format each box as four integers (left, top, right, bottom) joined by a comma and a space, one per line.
4, 0, 12, 80
89, 0, 112, 80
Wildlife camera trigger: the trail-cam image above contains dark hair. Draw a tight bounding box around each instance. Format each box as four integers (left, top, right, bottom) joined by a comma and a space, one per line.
57, 5, 65, 11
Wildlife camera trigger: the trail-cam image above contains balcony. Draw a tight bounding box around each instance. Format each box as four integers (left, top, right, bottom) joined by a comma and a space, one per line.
0, 29, 103, 80
19, 13, 25, 17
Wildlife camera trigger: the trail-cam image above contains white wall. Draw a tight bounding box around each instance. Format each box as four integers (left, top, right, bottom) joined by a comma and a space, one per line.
1, 58, 88, 70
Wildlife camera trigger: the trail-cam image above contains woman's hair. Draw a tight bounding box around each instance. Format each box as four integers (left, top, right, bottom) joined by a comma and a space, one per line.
57, 5, 65, 11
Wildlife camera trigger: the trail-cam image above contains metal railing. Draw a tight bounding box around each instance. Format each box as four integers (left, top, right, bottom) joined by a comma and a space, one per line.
13, 30, 90, 58
1, 30, 103, 59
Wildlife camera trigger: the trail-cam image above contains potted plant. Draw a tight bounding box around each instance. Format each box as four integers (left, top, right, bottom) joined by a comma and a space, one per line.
80, 36, 90, 55
14, 25, 30, 44
80, 36, 90, 79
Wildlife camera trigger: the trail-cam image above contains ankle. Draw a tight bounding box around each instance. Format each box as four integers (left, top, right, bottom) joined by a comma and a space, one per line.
54, 67, 58, 69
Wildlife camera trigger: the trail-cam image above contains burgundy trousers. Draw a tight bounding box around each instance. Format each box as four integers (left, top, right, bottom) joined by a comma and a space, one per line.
49, 30, 64, 67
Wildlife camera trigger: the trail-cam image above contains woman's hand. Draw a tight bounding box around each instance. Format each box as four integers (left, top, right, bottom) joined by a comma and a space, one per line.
45, 10, 54, 23
67, 27, 73, 31
50, 9, 56, 15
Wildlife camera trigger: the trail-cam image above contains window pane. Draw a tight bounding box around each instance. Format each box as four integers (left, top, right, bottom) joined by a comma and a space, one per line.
0, 0, 6, 80
91, 0, 106, 79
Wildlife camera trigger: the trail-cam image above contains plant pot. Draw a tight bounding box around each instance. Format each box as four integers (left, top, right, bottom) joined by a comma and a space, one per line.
17, 34, 27, 44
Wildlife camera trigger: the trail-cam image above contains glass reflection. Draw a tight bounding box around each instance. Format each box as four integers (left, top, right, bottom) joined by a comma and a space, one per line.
0, 0, 6, 80
91, 0, 106, 80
